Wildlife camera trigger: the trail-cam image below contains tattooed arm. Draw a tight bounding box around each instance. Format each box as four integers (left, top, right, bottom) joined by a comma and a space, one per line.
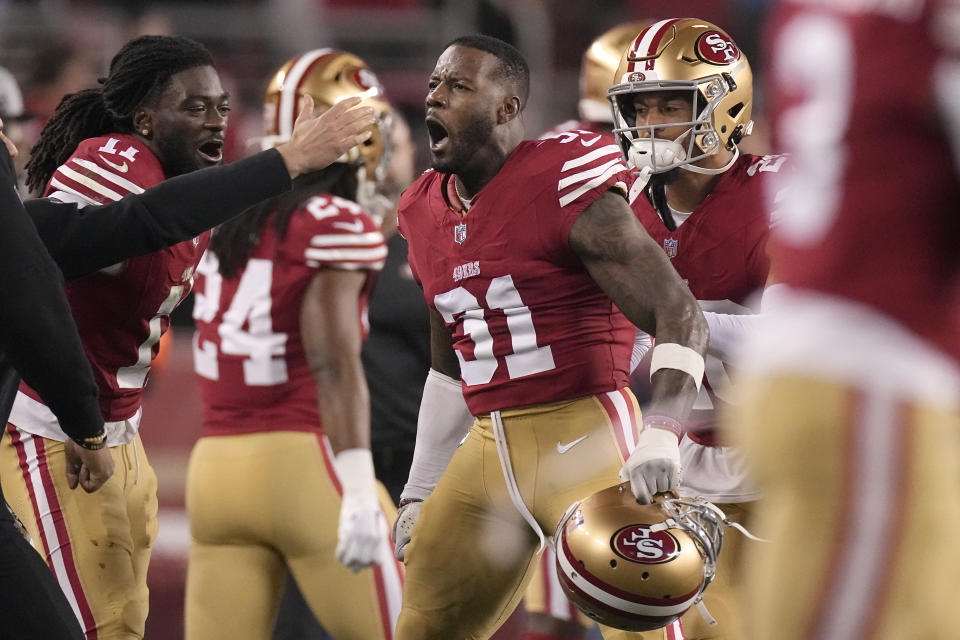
570, 189, 708, 501
570, 189, 707, 420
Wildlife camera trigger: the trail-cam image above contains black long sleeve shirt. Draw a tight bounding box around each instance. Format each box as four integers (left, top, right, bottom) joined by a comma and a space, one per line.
0, 145, 292, 441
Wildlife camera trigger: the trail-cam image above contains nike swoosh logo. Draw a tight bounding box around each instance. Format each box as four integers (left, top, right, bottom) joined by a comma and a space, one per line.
557, 435, 589, 454
580, 135, 602, 147
332, 220, 364, 232
98, 154, 129, 173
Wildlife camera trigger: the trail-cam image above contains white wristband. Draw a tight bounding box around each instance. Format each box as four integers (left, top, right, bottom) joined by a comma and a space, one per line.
333, 448, 377, 497
649, 342, 705, 391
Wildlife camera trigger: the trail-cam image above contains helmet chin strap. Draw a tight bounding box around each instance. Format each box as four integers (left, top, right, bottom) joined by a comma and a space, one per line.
681, 145, 739, 175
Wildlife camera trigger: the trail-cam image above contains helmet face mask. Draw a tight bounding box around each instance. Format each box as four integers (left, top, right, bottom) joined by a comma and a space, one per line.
607, 18, 753, 175
554, 484, 724, 632
261, 49, 394, 188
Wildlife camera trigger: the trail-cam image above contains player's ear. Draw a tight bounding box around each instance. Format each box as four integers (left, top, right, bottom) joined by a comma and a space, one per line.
497, 95, 521, 125
132, 108, 154, 140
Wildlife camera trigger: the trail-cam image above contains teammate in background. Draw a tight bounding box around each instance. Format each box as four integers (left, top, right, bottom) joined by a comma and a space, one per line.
3, 35, 229, 640
528, 20, 653, 640
188, 49, 402, 640
726, 1, 960, 638
606, 18, 783, 639
541, 20, 651, 140
391, 34, 708, 640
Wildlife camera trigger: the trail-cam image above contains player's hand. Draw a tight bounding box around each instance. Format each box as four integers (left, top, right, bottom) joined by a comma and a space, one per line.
336, 490, 388, 572
332, 448, 387, 572
619, 424, 681, 504
391, 498, 422, 562
64, 439, 114, 493
275, 95, 375, 180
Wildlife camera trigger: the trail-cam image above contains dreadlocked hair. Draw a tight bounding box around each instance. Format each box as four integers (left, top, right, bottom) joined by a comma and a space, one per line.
25, 35, 214, 195
212, 163, 360, 279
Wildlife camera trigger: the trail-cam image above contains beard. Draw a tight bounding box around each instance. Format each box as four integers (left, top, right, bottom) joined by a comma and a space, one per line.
430, 110, 496, 174
155, 135, 203, 177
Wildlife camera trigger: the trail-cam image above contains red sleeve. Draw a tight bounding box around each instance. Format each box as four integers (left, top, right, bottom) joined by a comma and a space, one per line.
44, 134, 165, 204
295, 194, 386, 271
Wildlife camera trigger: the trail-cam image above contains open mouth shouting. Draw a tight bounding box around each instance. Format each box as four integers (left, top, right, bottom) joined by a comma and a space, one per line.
426, 116, 450, 155
196, 138, 224, 165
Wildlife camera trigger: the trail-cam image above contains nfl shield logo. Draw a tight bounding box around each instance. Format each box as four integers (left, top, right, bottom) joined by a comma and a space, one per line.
663, 238, 678, 258
454, 223, 467, 245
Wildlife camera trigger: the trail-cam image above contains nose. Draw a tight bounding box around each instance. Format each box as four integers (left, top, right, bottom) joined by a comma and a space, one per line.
426, 84, 446, 109
205, 109, 226, 131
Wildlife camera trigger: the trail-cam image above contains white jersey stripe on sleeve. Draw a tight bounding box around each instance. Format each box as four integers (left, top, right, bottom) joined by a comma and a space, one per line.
54, 165, 124, 201
561, 145, 621, 172
558, 157, 624, 190
305, 245, 389, 262
305, 260, 386, 271
310, 231, 385, 247
46, 182, 98, 208
558, 162, 627, 208
72, 158, 146, 194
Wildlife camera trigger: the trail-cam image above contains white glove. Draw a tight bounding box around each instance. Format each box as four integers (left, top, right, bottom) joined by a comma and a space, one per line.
391, 499, 422, 561
619, 418, 682, 504
334, 449, 387, 572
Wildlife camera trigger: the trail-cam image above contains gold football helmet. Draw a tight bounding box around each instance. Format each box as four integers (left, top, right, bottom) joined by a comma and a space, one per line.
262, 49, 393, 185
579, 21, 653, 124
607, 18, 753, 175
554, 484, 724, 632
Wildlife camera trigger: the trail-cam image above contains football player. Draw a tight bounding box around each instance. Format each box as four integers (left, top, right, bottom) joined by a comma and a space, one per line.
3, 35, 235, 640
187, 50, 402, 640
529, 20, 656, 640
0, 102, 374, 640
390, 34, 708, 640
726, 1, 960, 638
605, 18, 785, 639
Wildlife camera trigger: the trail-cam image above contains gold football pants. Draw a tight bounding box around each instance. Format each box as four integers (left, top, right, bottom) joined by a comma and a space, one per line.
185, 430, 403, 640
727, 374, 960, 640
395, 389, 657, 640
0, 427, 158, 640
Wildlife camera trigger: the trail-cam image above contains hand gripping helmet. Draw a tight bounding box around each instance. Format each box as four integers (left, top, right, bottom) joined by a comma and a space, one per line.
262, 49, 393, 186
579, 21, 653, 124
554, 484, 724, 632
607, 18, 753, 175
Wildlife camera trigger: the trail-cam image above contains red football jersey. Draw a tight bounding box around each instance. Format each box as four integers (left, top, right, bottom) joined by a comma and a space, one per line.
398, 134, 633, 415
632, 153, 779, 437
193, 194, 386, 437
18, 134, 206, 429
767, 0, 960, 360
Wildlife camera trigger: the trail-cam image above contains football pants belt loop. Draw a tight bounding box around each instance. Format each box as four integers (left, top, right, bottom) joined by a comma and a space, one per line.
491, 410, 546, 553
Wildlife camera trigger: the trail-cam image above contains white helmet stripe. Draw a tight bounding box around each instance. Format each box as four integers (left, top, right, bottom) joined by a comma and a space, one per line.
556, 536, 698, 617
628, 19, 679, 74
278, 48, 336, 141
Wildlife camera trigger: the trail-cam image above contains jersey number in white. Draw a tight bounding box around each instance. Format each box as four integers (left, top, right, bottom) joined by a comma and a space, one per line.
193, 253, 289, 386
434, 275, 556, 386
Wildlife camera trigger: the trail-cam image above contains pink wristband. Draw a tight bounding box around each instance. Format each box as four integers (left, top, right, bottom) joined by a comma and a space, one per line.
642, 414, 683, 441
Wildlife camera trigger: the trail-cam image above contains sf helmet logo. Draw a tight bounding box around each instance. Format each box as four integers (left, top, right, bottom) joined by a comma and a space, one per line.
696, 31, 739, 65
612, 525, 680, 564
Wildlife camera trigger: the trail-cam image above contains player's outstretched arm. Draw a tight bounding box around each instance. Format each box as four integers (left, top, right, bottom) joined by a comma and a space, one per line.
570, 189, 708, 503
392, 309, 472, 561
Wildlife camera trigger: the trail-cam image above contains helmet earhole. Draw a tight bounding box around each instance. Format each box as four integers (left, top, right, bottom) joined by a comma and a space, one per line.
641, 572, 650, 580
610, 559, 618, 568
